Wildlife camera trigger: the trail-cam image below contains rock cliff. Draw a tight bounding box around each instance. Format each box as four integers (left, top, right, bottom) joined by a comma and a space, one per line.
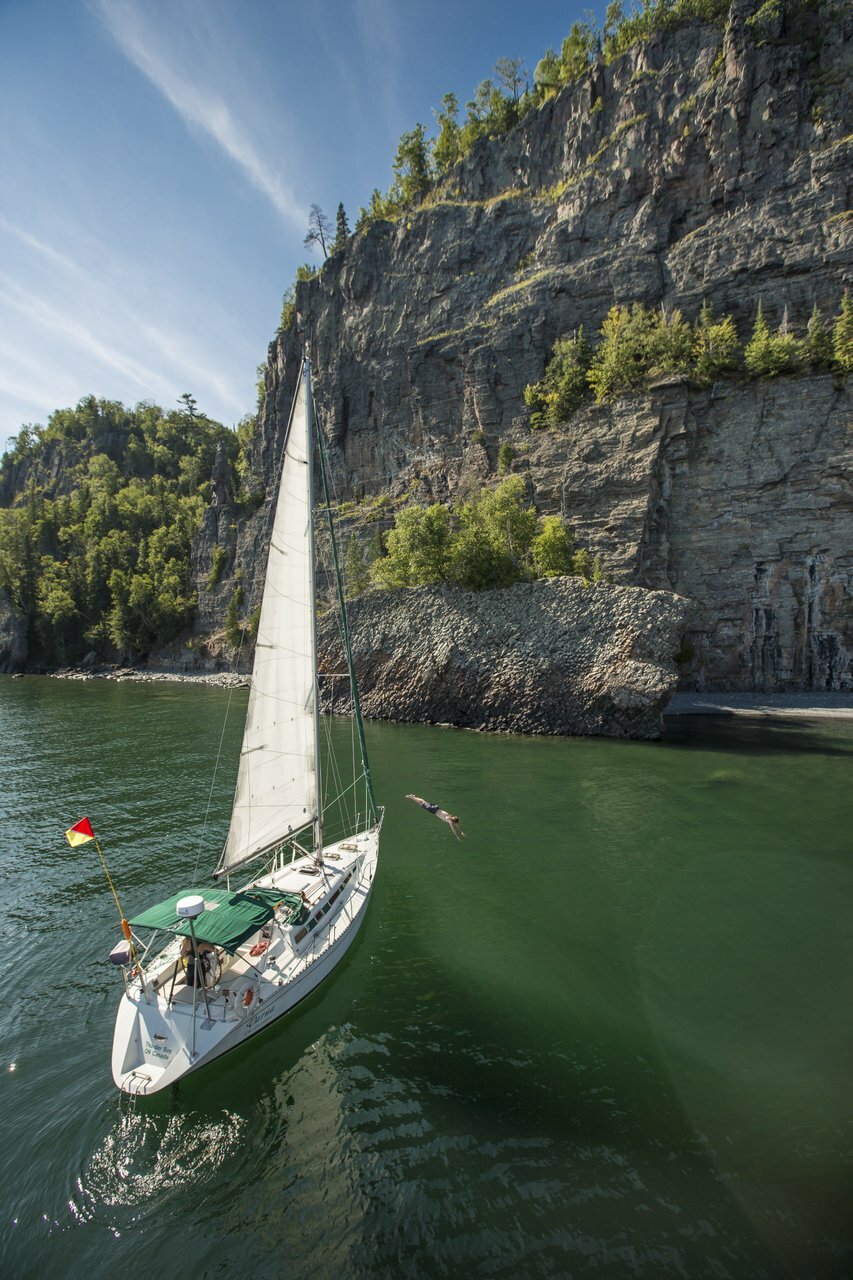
197, 1, 852, 703
0, 588, 27, 673
527, 375, 852, 689
318, 579, 689, 739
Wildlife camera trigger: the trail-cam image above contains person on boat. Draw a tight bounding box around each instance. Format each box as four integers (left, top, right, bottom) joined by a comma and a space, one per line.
406, 794, 465, 839
181, 935, 217, 987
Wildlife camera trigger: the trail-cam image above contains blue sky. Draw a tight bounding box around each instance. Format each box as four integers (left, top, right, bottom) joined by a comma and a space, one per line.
0, 0, 598, 447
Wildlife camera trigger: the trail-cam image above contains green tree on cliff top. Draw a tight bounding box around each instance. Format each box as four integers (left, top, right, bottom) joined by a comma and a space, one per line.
832, 291, 853, 372
332, 203, 350, 254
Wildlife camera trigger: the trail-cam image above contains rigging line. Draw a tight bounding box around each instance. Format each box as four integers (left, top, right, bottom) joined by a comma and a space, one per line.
320, 712, 352, 832
351, 683, 358, 826
192, 679, 240, 886
313, 384, 378, 824
318, 663, 360, 833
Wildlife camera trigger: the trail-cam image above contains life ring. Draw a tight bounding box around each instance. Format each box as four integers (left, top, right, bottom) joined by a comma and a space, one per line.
249, 938, 270, 957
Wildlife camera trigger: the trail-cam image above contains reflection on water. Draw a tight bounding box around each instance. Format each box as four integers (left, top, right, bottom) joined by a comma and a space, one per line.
78, 1108, 250, 1213
1, 679, 851, 1279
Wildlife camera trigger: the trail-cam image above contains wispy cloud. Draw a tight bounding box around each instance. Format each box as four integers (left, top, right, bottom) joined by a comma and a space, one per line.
0, 271, 180, 402
0, 213, 249, 420
93, 0, 304, 230
0, 346, 82, 425
0, 215, 87, 279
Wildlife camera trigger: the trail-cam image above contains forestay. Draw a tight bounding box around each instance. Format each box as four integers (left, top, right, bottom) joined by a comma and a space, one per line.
216, 372, 318, 878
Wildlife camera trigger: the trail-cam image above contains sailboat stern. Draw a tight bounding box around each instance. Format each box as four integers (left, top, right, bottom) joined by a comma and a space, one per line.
112, 992, 199, 1095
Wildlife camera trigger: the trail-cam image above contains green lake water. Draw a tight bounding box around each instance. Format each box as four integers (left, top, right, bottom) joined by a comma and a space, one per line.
0, 677, 851, 1279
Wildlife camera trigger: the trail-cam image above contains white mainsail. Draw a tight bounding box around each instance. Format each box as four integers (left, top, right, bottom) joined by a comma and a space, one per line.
216, 365, 318, 877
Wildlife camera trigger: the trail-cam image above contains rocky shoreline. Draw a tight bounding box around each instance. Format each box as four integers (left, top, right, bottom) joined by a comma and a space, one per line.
14, 668, 852, 720
10, 578, 691, 739
13, 666, 853, 722
9, 579, 853, 732
24, 665, 249, 688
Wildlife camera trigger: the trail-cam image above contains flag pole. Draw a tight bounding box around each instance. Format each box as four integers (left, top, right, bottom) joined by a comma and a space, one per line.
93, 835, 126, 926
65, 817, 149, 997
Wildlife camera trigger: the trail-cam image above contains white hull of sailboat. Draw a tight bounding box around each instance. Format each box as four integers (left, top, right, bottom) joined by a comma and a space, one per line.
112, 825, 379, 1096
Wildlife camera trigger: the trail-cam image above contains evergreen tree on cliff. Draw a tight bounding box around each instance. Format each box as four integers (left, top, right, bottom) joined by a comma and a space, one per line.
805, 303, 833, 368
833, 291, 853, 373
332, 203, 350, 254
432, 93, 461, 174
392, 124, 431, 208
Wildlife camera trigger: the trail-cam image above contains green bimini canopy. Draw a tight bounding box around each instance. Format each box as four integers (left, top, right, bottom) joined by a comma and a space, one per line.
129, 888, 302, 954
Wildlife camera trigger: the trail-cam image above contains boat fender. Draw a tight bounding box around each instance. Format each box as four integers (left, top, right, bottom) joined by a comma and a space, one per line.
109, 940, 132, 966
242, 988, 255, 1009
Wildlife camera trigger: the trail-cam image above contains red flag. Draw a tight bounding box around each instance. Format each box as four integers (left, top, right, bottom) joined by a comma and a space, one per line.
65, 816, 95, 847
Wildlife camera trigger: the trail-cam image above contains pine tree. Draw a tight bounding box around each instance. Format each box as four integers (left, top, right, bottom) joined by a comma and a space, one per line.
805, 303, 833, 368
744, 302, 776, 376
774, 305, 806, 371
745, 302, 804, 376
832, 290, 853, 373
525, 329, 592, 427
647, 306, 694, 376
332, 203, 350, 254
559, 22, 596, 83
391, 124, 432, 208
432, 93, 462, 173
587, 304, 657, 402
368, 188, 389, 221
692, 302, 740, 385
533, 48, 561, 98
178, 392, 198, 422
278, 286, 296, 334
224, 584, 244, 648
602, 0, 625, 62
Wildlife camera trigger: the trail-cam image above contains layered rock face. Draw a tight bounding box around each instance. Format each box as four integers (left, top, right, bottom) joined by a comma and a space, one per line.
526, 376, 852, 689
318, 579, 690, 738
220, 2, 852, 695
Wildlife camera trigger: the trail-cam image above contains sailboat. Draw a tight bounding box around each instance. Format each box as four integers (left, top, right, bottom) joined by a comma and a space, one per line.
110, 357, 382, 1096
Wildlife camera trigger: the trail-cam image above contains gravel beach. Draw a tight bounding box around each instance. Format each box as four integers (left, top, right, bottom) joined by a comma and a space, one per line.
664, 692, 853, 719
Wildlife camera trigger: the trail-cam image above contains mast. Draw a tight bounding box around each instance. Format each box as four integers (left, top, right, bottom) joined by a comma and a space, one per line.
305, 356, 323, 858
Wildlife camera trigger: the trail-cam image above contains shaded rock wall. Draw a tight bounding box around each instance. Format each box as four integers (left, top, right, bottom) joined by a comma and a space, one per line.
525, 376, 852, 689
0, 588, 27, 672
